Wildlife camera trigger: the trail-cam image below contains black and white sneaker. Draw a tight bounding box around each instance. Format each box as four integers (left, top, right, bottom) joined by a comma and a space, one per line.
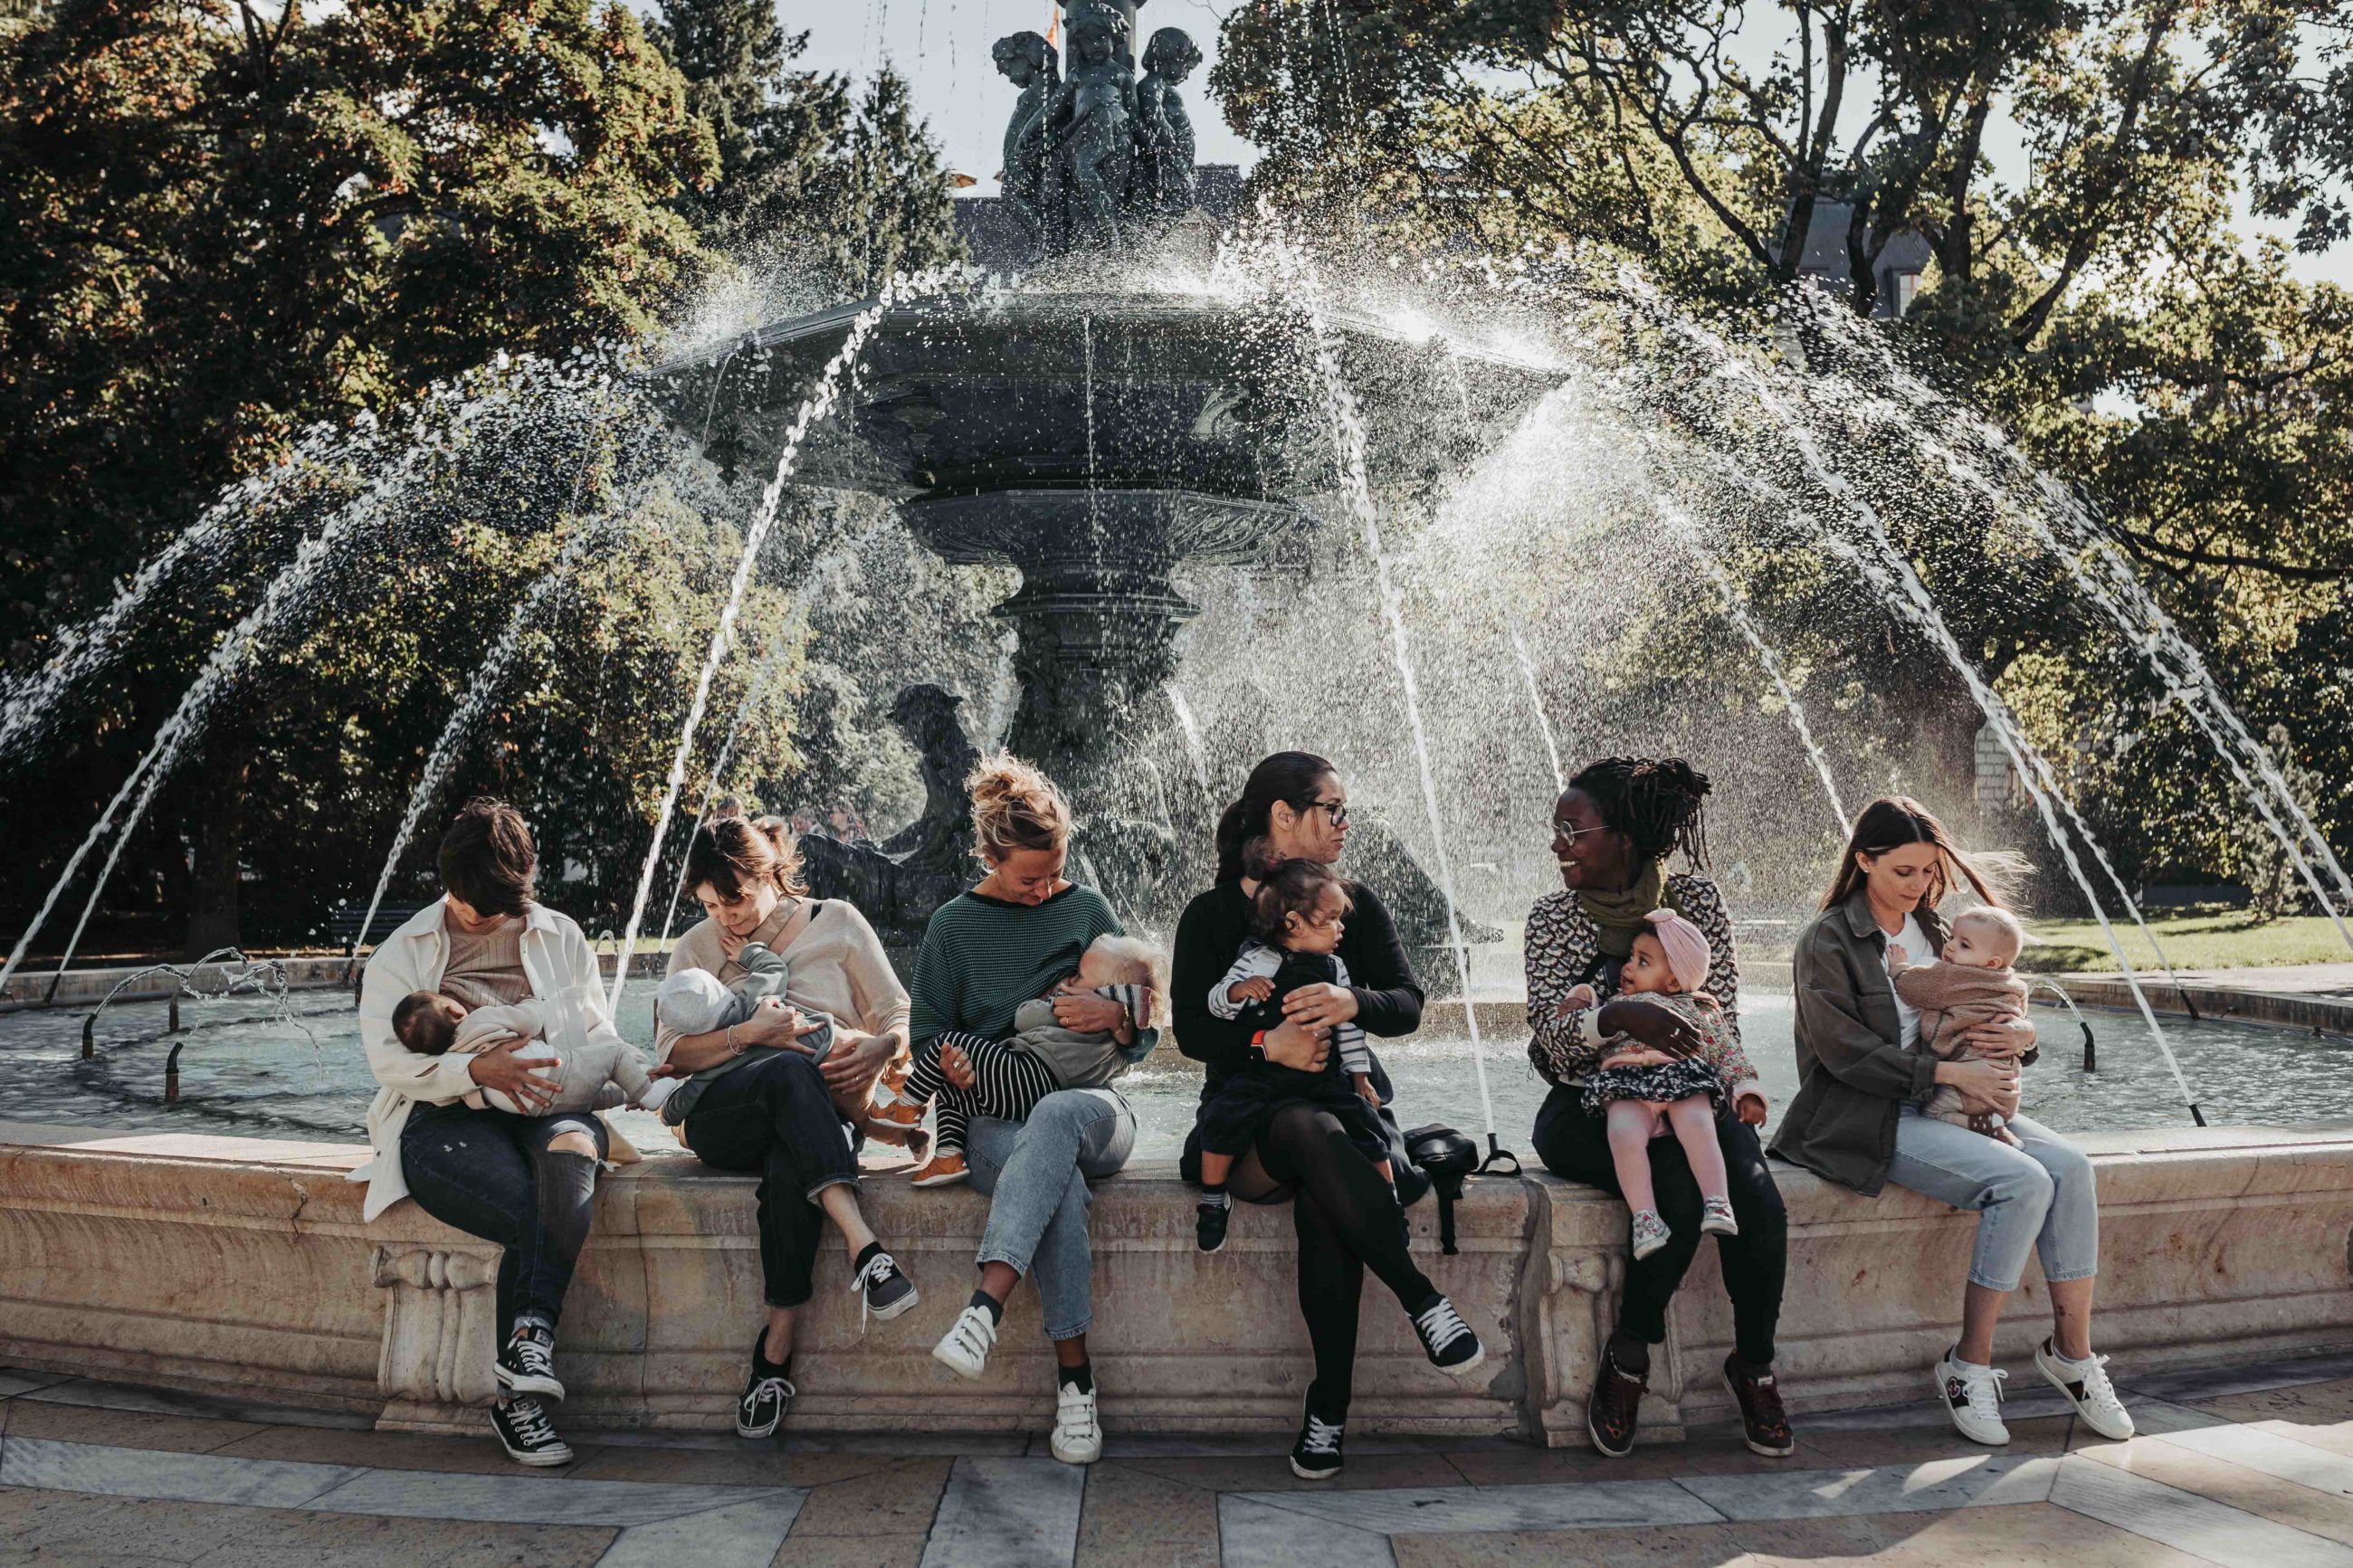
1290, 1407, 1346, 1479
853, 1246, 919, 1326
1411, 1294, 1486, 1378
496, 1322, 564, 1402
737, 1366, 795, 1439
1196, 1199, 1230, 1253
491, 1395, 573, 1467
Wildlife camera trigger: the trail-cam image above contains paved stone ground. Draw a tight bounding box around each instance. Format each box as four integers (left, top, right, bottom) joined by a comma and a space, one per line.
3, 1352, 2351, 1566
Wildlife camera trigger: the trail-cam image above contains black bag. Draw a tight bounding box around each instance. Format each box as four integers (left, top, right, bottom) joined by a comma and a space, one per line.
1404, 1124, 1481, 1255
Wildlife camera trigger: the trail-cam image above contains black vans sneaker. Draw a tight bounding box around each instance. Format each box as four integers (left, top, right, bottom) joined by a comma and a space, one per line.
1410, 1294, 1485, 1377
496, 1322, 564, 1402
1196, 1199, 1230, 1253
737, 1366, 795, 1439
851, 1245, 918, 1326
1290, 1405, 1346, 1479
491, 1395, 573, 1467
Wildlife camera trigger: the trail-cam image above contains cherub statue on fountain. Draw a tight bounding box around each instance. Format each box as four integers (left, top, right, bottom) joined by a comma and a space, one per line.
1134, 27, 1202, 216
1044, 5, 1136, 249
991, 30, 1061, 255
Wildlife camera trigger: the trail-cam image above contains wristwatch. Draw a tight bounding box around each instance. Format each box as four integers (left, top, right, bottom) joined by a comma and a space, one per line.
1249, 1029, 1269, 1062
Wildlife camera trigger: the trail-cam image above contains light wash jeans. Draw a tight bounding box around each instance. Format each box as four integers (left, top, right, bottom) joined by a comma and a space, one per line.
1884, 1106, 2099, 1292
964, 1088, 1136, 1341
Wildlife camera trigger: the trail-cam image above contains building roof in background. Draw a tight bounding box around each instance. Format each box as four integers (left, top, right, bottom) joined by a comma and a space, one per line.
1787, 200, 1933, 277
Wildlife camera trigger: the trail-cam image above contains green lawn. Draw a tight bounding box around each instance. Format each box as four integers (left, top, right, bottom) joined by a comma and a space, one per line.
2021, 908, 2353, 973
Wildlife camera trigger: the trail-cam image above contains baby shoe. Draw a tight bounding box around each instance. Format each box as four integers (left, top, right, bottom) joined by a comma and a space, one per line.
1630, 1208, 1671, 1260
910, 1150, 968, 1188
1700, 1195, 1739, 1237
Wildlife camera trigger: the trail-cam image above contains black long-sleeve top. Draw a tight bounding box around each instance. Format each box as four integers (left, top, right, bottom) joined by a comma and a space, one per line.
1171, 879, 1424, 1097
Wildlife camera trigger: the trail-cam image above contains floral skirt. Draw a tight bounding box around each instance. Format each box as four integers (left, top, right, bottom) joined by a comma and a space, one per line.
1580, 1055, 1723, 1118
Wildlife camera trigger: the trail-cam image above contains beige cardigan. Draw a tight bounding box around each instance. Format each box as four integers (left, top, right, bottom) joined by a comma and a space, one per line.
656, 898, 910, 1079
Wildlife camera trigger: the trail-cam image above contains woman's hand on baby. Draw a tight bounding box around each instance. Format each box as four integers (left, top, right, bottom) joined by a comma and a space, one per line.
940, 1042, 976, 1091
1937, 1054, 2018, 1111
1961, 1016, 2036, 1059
1053, 991, 1128, 1034
1281, 983, 1358, 1031
822, 1025, 893, 1096
1262, 1018, 1330, 1073
742, 997, 809, 1049
1596, 996, 1702, 1058
1735, 1089, 1768, 1126
471, 1039, 557, 1111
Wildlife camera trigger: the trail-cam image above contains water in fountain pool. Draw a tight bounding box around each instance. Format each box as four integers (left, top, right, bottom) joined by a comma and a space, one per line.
6, 991, 2343, 1161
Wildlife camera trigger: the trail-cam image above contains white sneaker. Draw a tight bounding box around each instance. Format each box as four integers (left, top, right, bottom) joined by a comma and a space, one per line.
1934, 1347, 2010, 1445
932, 1304, 997, 1380
2037, 1339, 2134, 1440
1050, 1381, 1102, 1464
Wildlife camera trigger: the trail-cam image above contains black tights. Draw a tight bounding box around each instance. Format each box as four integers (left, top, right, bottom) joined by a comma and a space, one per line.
1234, 1103, 1434, 1419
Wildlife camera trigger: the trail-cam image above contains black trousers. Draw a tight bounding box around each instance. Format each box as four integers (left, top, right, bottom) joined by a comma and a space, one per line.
1532, 1085, 1786, 1364
682, 1050, 861, 1309
401, 1101, 607, 1335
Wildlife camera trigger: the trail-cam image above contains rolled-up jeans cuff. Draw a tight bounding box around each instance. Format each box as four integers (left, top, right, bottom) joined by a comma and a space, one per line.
1967, 1269, 2024, 1292
805, 1174, 858, 1203
2040, 1267, 2098, 1284
975, 1246, 1030, 1277
1043, 1313, 1091, 1342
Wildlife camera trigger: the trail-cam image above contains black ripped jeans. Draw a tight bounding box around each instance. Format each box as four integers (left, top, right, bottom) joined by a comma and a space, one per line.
1533, 1085, 1786, 1365
401, 1100, 608, 1335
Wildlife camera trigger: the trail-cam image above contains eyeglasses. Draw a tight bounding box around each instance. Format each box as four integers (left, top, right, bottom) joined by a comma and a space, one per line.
1552, 820, 1608, 845
1310, 799, 1349, 828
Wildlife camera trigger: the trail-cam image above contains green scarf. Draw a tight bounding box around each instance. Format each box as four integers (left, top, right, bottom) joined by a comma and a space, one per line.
1582, 860, 1670, 959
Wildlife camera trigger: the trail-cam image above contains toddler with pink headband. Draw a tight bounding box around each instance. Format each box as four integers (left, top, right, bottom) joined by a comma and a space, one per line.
1559, 908, 1766, 1260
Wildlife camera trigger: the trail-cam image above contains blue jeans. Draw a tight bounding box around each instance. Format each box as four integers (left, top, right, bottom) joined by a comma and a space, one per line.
1885, 1107, 2099, 1292
964, 1088, 1136, 1342
400, 1101, 607, 1335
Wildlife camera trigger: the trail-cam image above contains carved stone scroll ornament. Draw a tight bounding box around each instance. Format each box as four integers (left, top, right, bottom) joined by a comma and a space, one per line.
373, 1243, 501, 1416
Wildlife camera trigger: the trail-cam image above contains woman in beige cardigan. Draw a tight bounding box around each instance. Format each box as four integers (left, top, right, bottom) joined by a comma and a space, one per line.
653, 815, 921, 1439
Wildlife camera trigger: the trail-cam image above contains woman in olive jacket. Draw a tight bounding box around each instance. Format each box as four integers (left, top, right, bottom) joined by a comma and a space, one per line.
1772, 797, 2132, 1449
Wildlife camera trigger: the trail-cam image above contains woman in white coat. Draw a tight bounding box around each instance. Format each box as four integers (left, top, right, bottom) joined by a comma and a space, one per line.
352, 797, 628, 1468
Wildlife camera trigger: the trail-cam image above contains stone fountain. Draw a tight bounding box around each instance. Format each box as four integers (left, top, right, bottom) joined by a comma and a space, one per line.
661, 2, 1559, 946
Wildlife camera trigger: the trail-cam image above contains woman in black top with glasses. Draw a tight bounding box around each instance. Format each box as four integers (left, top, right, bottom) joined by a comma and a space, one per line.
1172, 751, 1485, 1482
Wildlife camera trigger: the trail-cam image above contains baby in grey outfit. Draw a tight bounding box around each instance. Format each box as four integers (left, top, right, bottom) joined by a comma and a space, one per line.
651, 941, 835, 1057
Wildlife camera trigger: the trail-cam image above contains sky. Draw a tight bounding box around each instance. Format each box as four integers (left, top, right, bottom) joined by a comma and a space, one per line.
785, 0, 2348, 288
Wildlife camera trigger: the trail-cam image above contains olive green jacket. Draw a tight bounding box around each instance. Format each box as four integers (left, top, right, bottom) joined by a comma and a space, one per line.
1767, 890, 1950, 1195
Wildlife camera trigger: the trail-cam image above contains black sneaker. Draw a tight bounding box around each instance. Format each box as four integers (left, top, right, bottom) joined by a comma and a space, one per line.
852, 1246, 919, 1326
1722, 1354, 1796, 1457
1290, 1405, 1346, 1479
737, 1365, 795, 1439
491, 1395, 573, 1467
496, 1322, 564, 1402
1410, 1294, 1485, 1378
1587, 1347, 1646, 1458
1196, 1199, 1230, 1253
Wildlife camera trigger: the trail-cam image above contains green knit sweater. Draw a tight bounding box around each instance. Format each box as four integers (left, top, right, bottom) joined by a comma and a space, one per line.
909, 884, 1133, 1050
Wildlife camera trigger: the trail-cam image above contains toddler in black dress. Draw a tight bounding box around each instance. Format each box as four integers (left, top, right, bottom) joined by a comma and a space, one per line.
1195, 850, 1393, 1252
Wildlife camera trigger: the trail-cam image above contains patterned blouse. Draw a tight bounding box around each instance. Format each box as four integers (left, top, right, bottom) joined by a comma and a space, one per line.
1524, 872, 1748, 1089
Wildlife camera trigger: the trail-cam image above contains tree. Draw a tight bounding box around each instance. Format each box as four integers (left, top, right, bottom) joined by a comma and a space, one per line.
0, 0, 723, 952
1215, 0, 2353, 894
649, 0, 963, 295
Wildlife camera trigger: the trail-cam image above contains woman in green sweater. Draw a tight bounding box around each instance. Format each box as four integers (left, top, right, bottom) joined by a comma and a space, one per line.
915, 755, 1149, 1468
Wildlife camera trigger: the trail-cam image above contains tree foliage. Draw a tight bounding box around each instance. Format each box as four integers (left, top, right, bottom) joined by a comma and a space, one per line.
1218, 0, 2353, 897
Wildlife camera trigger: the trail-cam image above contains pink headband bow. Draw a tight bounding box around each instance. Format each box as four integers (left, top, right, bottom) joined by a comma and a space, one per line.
1643, 909, 1711, 995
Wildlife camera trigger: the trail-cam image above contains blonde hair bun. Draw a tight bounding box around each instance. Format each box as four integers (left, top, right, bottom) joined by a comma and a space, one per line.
967, 753, 1072, 863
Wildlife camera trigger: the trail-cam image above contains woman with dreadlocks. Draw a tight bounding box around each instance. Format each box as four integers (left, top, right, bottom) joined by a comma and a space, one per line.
1524, 757, 1794, 1461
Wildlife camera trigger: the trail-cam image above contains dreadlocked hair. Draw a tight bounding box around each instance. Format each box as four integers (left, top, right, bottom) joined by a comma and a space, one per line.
1567, 756, 1713, 869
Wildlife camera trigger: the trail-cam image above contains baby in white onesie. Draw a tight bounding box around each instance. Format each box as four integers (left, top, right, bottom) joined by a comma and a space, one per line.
393, 990, 677, 1116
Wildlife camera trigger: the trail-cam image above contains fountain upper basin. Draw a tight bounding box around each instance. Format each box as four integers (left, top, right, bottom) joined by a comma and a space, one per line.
660, 287, 1567, 538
